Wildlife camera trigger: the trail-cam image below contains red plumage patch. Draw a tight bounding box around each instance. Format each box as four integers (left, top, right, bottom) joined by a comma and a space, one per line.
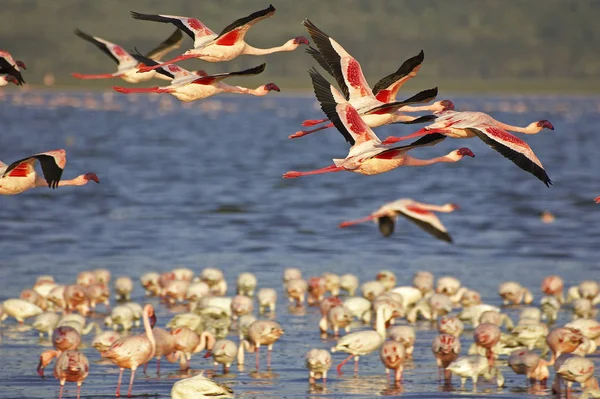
112, 46, 127, 58
215, 30, 241, 46
374, 150, 400, 160
187, 18, 204, 32
345, 106, 366, 135
485, 126, 527, 146
346, 59, 363, 89
405, 205, 432, 215
7, 163, 29, 177
192, 77, 216, 85
375, 89, 392, 103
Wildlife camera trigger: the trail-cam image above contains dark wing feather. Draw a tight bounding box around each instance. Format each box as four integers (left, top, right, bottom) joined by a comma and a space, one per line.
130, 12, 196, 41
372, 133, 447, 159
398, 211, 453, 243
0, 58, 24, 85
363, 87, 438, 115
306, 46, 333, 76
302, 19, 349, 100
130, 48, 174, 79
145, 29, 184, 60
308, 68, 354, 145
4, 154, 63, 188
372, 50, 425, 96
74, 29, 120, 65
392, 115, 437, 125
195, 63, 266, 83
216, 4, 275, 38
467, 127, 552, 187
377, 216, 395, 237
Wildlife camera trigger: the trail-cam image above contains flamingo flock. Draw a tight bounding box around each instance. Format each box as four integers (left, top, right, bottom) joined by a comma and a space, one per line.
1, 268, 598, 398
1, 3, 599, 399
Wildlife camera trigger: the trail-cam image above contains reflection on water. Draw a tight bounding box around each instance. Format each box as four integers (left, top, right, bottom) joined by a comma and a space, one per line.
1, 92, 599, 399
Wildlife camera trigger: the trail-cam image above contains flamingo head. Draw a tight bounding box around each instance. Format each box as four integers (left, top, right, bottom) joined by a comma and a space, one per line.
457, 148, 475, 158
83, 173, 100, 183
148, 308, 157, 328
449, 203, 460, 211
4, 75, 18, 85
440, 100, 455, 111
537, 120, 554, 130
293, 36, 310, 45
264, 83, 280, 92
16, 60, 26, 70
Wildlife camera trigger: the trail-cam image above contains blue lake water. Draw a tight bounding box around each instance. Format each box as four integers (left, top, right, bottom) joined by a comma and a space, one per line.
0, 91, 599, 398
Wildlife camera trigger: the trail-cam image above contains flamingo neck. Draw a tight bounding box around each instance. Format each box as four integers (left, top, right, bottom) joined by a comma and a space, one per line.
57, 175, 90, 187
196, 332, 215, 353
142, 309, 156, 359
494, 121, 541, 134
243, 43, 294, 56
339, 214, 378, 228
399, 105, 435, 112
403, 152, 461, 167
375, 307, 386, 338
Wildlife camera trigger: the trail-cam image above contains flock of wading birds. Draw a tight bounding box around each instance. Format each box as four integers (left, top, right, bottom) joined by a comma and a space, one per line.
0, 3, 599, 398
1, 268, 600, 399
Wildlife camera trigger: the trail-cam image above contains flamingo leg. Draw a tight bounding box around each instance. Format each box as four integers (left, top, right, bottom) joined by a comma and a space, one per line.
283, 164, 344, 179
115, 367, 124, 397
354, 356, 360, 374
267, 345, 273, 368
336, 354, 354, 375
156, 357, 161, 374
302, 118, 328, 127
76, 382, 82, 399
255, 346, 260, 370
382, 128, 445, 145
138, 54, 200, 72
444, 368, 452, 384
395, 367, 403, 384
72, 72, 121, 79
127, 368, 136, 397
58, 381, 65, 399
289, 123, 334, 139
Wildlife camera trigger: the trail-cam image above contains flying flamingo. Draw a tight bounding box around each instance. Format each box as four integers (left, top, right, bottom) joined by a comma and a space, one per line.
282, 69, 474, 179
339, 198, 458, 243
102, 304, 157, 397
0, 74, 18, 87
594, 196, 600, 204
113, 61, 279, 102
381, 110, 554, 186
72, 28, 183, 83
290, 20, 449, 139
53, 350, 89, 399
0, 50, 26, 85
132, 4, 309, 71
0, 149, 99, 195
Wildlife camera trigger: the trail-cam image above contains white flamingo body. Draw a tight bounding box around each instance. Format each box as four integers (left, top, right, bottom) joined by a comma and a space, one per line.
171, 373, 233, 399
212, 339, 238, 372
0, 149, 99, 195
2, 298, 43, 323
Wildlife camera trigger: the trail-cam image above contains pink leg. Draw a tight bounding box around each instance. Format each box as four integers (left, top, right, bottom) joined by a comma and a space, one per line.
354, 357, 359, 374
486, 348, 495, 369
444, 368, 452, 384
255, 346, 260, 370
115, 368, 124, 397
76, 384, 81, 399
302, 118, 328, 127
138, 54, 200, 72
127, 368, 136, 397
267, 348, 272, 368
283, 164, 344, 179
387, 370, 391, 384
336, 354, 354, 375
143, 362, 147, 374
289, 123, 334, 139
72, 72, 119, 79
58, 383, 65, 399
156, 357, 161, 374
395, 367, 403, 384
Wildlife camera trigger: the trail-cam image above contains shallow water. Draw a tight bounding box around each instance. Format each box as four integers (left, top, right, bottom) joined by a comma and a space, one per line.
0, 91, 599, 398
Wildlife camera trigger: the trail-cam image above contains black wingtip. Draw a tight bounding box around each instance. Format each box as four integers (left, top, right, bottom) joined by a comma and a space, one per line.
268, 4, 276, 12
417, 49, 425, 61
130, 11, 142, 19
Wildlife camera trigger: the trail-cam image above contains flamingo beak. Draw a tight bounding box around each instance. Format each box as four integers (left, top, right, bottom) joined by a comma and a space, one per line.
538, 120, 554, 130
6, 75, 18, 85
264, 83, 280, 92
37, 358, 45, 376
16, 60, 26, 70
294, 36, 310, 45
149, 313, 157, 328
457, 148, 475, 157
441, 100, 455, 111
84, 173, 100, 183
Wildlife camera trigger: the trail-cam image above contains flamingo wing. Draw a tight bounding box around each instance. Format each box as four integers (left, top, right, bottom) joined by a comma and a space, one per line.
74, 29, 136, 68
372, 50, 425, 103
397, 205, 452, 243
373, 133, 447, 160
191, 63, 266, 85
130, 12, 217, 48
3, 151, 65, 189
309, 68, 379, 146
214, 4, 276, 46
0, 55, 24, 85
303, 19, 371, 102
467, 126, 552, 187
144, 29, 184, 61
130, 49, 175, 80
363, 87, 438, 115
306, 46, 333, 76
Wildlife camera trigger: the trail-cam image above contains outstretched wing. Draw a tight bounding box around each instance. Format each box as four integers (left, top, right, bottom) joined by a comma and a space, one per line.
309, 68, 379, 146
0, 52, 25, 85
130, 48, 175, 80
214, 4, 276, 46
74, 29, 136, 68
130, 12, 217, 48
145, 29, 184, 61
363, 87, 438, 115
3, 150, 65, 189
191, 63, 266, 84
467, 126, 552, 187
372, 50, 425, 103
397, 205, 452, 243
306, 46, 333, 76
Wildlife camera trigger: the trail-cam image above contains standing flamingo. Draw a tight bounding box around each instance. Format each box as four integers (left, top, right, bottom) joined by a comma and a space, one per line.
114, 61, 279, 102
0, 149, 99, 195
132, 4, 309, 70
432, 333, 462, 383
53, 350, 89, 399
282, 69, 474, 179
380, 340, 406, 384
245, 320, 284, 370
381, 110, 554, 186
339, 198, 458, 242
0, 50, 26, 85
72, 29, 183, 83
473, 323, 501, 368
102, 304, 157, 397
290, 20, 449, 139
